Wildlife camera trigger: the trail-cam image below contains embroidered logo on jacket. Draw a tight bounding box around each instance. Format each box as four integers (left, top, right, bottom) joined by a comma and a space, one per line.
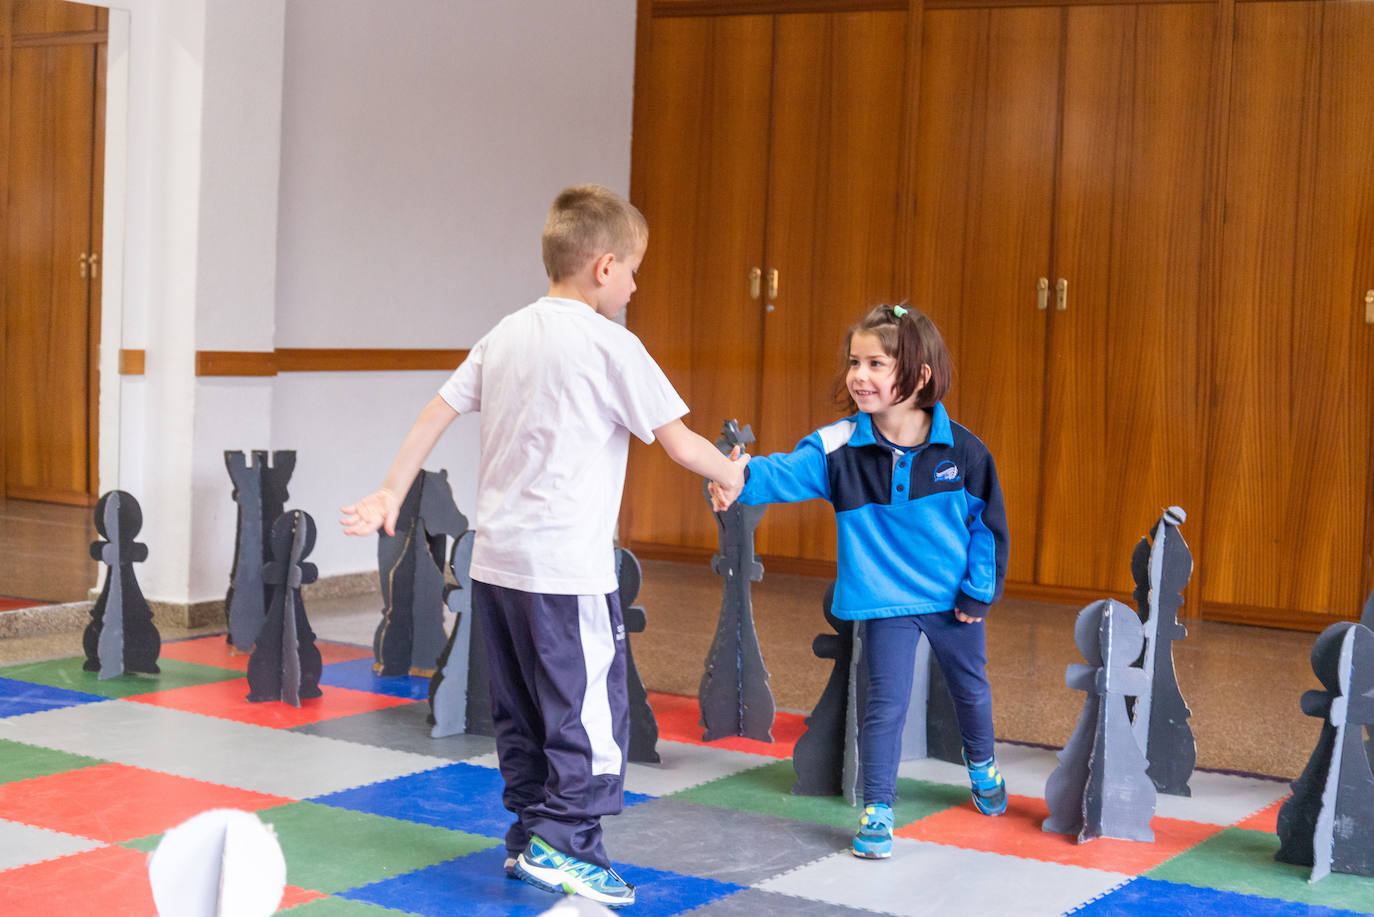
934, 460, 961, 484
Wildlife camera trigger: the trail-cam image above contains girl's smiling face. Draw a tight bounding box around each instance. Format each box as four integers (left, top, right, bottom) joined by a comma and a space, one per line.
846, 330, 903, 412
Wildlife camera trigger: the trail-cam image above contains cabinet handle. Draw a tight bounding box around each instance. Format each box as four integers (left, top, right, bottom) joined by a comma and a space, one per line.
1366, 289, 1373, 325
749, 267, 761, 299
89, 253, 99, 280
768, 268, 779, 300
1056, 277, 1068, 311
1037, 277, 1049, 311
79, 253, 88, 278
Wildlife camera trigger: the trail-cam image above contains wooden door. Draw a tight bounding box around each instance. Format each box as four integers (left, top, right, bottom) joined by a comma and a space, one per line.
908, 7, 1061, 585
623, 14, 773, 554
1036, 3, 1214, 594
1202, 0, 1374, 626
752, 9, 908, 562
3, 1, 104, 505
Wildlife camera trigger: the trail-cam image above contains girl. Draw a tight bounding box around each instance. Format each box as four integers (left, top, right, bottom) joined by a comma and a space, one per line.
725, 304, 1009, 858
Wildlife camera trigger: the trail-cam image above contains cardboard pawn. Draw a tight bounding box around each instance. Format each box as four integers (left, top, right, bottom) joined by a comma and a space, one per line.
374, 469, 468, 676
914, 644, 966, 765
247, 510, 323, 706
1364, 592, 1374, 762
83, 491, 161, 678
1275, 621, 1374, 882
1043, 599, 1156, 843
1129, 506, 1196, 797
615, 547, 661, 764
430, 530, 494, 738
698, 420, 776, 743
793, 584, 855, 797
224, 450, 294, 652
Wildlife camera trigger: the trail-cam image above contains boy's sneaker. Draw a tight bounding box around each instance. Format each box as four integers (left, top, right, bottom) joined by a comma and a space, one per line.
965, 750, 1008, 816
852, 803, 894, 858
514, 835, 635, 909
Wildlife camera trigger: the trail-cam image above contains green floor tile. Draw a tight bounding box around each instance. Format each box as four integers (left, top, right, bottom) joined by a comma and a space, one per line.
279, 897, 420, 915
0, 656, 242, 699
0, 738, 106, 784
669, 759, 969, 829
255, 801, 498, 894
1148, 827, 1374, 912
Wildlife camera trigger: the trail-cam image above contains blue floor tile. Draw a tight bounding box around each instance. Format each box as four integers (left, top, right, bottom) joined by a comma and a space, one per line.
320, 658, 431, 700
1073, 878, 1374, 917
341, 845, 745, 917
312, 761, 654, 840
0, 676, 107, 718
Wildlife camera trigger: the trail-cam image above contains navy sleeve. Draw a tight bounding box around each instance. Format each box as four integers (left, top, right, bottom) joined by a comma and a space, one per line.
955, 446, 1009, 619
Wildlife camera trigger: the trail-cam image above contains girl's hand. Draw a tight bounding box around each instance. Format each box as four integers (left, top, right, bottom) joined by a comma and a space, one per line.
954, 609, 983, 624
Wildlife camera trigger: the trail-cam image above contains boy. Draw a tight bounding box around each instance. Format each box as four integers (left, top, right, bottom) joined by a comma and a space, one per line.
341, 184, 744, 909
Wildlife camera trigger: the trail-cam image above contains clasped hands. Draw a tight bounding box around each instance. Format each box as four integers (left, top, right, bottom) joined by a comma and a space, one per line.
708, 446, 750, 512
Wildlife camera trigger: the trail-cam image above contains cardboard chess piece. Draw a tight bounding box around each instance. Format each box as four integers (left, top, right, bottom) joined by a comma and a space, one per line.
430, 530, 494, 737
374, 470, 468, 676
615, 547, 661, 764
148, 809, 286, 917
1129, 506, 1196, 796
698, 420, 775, 743
793, 584, 854, 797
1043, 599, 1156, 843
919, 647, 966, 765
83, 491, 160, 678
1275, 622, 1374, 882
224, 450, 294, 651
246, 510, 323, 706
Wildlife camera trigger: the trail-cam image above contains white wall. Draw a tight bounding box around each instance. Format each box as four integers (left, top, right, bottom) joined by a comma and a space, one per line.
271, 0, 638, 582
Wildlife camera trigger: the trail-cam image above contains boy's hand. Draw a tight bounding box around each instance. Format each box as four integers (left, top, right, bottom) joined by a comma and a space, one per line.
340, 488, 400, 536
709, 446, 749, 511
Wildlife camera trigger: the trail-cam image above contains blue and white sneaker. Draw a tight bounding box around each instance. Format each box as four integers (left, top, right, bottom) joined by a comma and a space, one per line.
965, 750, 1008, 816
504, 854, 518, 878
852, 803, 894, 858
514, 835, 636, 908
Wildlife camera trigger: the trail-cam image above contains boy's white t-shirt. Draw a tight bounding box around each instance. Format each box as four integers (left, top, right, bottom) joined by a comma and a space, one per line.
438, 296, 688, 595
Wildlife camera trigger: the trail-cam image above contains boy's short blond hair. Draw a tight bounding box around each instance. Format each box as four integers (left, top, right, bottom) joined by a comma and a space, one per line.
542, 184, 648, 282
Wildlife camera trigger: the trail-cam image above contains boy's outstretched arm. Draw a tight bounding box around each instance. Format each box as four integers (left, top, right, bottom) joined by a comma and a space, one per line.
654, 419, 747, 510
340, 395, 459, 536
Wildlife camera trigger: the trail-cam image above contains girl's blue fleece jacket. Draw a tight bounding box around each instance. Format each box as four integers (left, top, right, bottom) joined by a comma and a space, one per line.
738, 403, 1009, 620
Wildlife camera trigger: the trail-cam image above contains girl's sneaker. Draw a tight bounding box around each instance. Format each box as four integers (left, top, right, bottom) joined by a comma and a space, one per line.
964, 750, 1008, 816
852, 803, 895, 858
514, 835, 636, 909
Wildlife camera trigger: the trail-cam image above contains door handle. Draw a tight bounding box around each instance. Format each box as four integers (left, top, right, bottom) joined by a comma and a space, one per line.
1056, 278, 1068, 312
768, 268, 779, 300
79, 253, 88, 278
1037, 277, 1049, 311
1365, 289, 1373, 325
749, 267, 761, 299
89, 253, 99, 280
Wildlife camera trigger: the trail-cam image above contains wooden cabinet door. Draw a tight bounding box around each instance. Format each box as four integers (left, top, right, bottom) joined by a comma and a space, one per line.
1203, 0, 1374, 625
753, 9, 908, 562
623, 14, 773, 553
4, 26, 100, 504
1037, 3, 1214, 594
909, 7, 1061, 585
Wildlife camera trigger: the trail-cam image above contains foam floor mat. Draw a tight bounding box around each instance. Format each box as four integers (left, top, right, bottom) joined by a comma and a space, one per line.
2, 634, 1372, 916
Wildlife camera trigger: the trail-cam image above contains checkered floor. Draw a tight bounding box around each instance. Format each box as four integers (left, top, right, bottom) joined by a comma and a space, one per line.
2, 635, 1373, 917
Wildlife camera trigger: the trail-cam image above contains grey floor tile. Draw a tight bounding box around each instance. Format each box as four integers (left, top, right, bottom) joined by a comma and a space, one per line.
289, 702, 496, 760
604, 797, 847, 886
680, 887, 899, 917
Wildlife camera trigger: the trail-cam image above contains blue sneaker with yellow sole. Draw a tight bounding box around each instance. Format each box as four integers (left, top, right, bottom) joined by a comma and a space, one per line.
514, 835, 635, 908
965, 750, 1008, 816
852, 803, 895, 858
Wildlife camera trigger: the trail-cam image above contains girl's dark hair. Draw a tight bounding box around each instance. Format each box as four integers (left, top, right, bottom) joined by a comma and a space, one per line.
834, 304, 952, 412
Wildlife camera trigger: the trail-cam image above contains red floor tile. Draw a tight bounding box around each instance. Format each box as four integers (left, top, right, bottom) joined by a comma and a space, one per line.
648, 690, 804, 759
1234, 797, 1286, 833
895, 793, 1223, 873
0, 762, 291, 843
0, 845, 155, 916
159, 635, 373, 672
128, 677, 415, 727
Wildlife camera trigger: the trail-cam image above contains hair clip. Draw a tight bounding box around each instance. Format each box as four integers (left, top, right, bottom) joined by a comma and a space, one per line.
891, 305, 908, 319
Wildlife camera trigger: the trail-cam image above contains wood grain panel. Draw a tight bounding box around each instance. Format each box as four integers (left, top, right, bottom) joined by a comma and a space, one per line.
1202, 0, 1374, 622
274, 348, 467, 373
118, 349, 145, 375
623, 15, 773, 552
4, 39, 96, 503
909, 8, 1060, 584
1037, 3, 1213, 594
12, 0, 98, 35
754, 10, 908, 561
1, 0, 12, 497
